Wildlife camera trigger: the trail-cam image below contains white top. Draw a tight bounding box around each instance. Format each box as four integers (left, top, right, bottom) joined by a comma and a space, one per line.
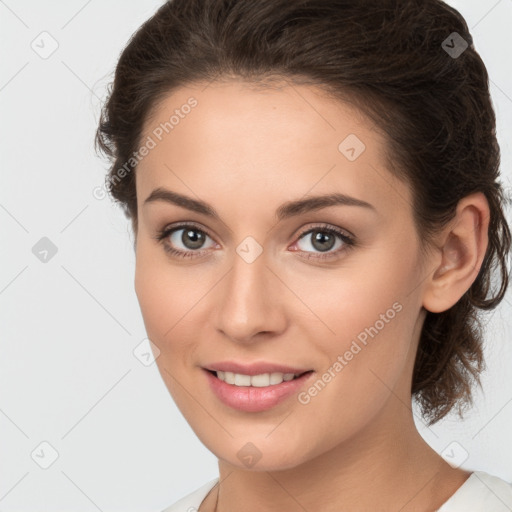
161, 471, 512, 512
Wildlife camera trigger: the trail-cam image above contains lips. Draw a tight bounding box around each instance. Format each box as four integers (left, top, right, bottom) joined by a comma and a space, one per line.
204, 367, 315, 412
203, 360, 313, 376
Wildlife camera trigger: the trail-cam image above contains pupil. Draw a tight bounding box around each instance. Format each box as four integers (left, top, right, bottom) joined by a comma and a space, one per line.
183, 229, 205, 249
312, 230, 335, 252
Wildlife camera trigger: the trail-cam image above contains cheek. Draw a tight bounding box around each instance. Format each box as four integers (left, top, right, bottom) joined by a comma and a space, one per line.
291, 291, 414, 456
288, 247, 413, 344
291, 249, 418, 411
134, 242, 218, 362
134, 248, 207, 414
134, 244, 191, 348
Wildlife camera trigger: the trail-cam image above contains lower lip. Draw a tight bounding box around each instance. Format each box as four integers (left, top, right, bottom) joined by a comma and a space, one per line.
203, 369, 315, 412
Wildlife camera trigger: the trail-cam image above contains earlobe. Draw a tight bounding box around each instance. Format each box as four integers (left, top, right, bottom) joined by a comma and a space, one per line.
422, 192, 490, 314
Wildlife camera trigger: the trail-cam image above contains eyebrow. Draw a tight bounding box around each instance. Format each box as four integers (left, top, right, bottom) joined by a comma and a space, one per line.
143, 187, 376, 221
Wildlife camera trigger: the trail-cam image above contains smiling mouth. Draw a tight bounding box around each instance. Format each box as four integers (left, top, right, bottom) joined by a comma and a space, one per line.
203, 367, 316, 412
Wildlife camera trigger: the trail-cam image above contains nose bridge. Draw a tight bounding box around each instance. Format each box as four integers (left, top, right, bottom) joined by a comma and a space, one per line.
214, 243, 283, 342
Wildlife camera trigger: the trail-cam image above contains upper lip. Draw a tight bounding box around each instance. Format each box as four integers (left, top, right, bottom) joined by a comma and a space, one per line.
203, 361, 313, 376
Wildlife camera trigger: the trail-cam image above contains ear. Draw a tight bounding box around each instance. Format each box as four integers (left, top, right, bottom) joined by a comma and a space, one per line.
422, 192, 490, 313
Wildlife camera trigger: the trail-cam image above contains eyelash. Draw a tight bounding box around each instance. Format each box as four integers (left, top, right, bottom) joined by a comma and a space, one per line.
152, 222, 356, 261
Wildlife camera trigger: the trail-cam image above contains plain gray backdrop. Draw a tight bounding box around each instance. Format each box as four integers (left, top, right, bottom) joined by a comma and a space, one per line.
1, 1, 511, 510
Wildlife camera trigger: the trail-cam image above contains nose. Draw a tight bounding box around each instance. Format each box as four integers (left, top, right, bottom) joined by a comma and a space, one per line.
213, 250, 287, 344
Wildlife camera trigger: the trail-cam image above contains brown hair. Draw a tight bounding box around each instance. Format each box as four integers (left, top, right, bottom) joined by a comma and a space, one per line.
95, 0, 511, 425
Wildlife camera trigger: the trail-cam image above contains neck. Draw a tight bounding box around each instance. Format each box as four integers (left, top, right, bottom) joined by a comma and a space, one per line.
208, 402, 471, 512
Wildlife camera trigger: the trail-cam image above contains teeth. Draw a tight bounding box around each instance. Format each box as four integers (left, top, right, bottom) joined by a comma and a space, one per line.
216, 371, 300, 387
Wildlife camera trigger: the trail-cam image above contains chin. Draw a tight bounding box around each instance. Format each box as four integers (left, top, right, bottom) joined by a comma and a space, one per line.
203, 434, 314, 472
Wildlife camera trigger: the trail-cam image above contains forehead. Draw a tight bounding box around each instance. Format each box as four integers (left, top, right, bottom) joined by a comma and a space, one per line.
136, 79, 411, 220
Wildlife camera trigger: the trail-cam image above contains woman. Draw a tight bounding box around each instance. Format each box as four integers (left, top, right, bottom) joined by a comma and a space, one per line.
95, 0, 512, 510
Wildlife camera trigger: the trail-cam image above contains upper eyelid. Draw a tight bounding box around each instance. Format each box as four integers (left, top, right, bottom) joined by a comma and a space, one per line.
163, 221, 215, 237
296, 223, 354, 240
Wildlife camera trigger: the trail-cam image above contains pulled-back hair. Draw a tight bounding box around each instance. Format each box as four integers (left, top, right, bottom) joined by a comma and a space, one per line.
95, 0, 511, 425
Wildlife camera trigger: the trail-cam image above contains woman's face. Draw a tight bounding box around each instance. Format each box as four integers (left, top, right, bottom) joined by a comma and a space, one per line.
134, 79, 432, 470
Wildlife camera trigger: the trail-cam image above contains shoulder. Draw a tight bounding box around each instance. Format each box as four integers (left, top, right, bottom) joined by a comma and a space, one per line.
438, 471, 512, 511
160, 477, 219, 512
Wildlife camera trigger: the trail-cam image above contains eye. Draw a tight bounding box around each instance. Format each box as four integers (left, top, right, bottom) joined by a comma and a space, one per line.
153, 222, 217, 259
291, 224, 355, 260
153, 222, 356, 261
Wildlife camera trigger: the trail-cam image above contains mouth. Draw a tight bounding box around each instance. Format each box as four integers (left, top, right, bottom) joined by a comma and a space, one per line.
203, 368, 316, 412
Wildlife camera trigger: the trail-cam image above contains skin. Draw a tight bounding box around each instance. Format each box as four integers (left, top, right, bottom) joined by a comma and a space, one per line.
133, 79, 489, 511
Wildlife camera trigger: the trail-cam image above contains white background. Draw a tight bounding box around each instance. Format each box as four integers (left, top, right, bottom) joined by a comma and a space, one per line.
1, 1, 511, 510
